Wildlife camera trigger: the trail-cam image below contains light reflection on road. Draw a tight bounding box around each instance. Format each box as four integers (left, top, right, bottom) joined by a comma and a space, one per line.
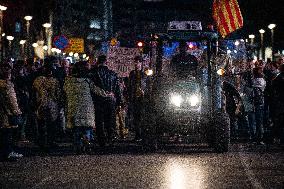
164, 158, 206, 189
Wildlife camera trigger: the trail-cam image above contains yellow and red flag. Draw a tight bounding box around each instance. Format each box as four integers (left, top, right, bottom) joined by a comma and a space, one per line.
213, 0, 243, 38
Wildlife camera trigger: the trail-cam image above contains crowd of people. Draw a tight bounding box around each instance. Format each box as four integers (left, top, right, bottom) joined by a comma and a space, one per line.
0, 52, 283, 161
0, 55, 146, 160
226, 57, 284, 145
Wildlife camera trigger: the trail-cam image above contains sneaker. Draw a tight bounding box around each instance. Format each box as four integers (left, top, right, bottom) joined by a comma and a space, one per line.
8, 151, 23, 159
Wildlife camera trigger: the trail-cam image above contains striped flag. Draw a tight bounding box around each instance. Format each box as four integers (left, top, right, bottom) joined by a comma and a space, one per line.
213, 0, 243, 38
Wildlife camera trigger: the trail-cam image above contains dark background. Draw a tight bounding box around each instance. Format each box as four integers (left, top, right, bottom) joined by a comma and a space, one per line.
1, 0, 284, 50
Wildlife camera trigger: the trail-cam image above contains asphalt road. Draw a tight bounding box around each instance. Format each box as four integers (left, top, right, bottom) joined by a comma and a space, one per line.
0, 143, 283, 189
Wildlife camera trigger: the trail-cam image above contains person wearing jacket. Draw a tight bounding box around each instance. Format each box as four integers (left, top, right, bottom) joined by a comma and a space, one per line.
12, 60, 30, 142
0, 63, 23, 160
89, 55, 122, 147
32, 59, 63, 151
271, 64, 284, 144
128, 56, 146, 141
252, 67, 266, 145
64, 61, 107, 153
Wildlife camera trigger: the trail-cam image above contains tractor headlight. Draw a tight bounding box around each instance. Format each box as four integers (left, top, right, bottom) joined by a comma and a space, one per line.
188, 94, 200, 106
170, 94, 183, 107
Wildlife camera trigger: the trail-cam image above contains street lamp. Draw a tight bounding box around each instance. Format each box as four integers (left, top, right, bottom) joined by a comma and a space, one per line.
0, 5, 7, 61
268, 24, 276, 60
6, 35, 14, 57
19, 40, 26, 57
42, 23, 52, 55
24, 16, 32, 58
249, 34, 255, 45
259, 29, 265, 60
32, 43, 38, 48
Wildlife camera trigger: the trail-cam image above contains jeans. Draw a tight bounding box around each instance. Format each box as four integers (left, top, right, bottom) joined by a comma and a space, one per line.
255, 105, 264, 142
95, 98, 116, 146
18, 114, 28, 139
246, 111, 256, 139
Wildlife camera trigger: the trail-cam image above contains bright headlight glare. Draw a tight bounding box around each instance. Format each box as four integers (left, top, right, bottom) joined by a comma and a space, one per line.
170, 94, 183, 107
188, 95, 199, 106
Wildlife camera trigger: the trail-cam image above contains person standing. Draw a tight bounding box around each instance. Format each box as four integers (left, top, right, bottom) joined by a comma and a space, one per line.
64, 61, 107, 153
252, 67, 266, 145
32, 58, 63, 151
0, 63, 23, 160
128, 56, 146, 141
271, 64, 284, 144
89, 55, 122, 147
12, 60, 30, 142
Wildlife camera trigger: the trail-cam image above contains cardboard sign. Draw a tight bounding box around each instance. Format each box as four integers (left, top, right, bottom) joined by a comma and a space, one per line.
107, 47, 140, 77
64, 38, 84, 53
168, 21, 202, 31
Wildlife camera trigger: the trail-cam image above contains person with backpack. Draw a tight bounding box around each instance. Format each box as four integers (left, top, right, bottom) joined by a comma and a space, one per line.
32, 58, 63, 152
252, 67, 266, 145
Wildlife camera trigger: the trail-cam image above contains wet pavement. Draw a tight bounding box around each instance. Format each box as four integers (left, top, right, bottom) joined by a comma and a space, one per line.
0, 143, 284, 189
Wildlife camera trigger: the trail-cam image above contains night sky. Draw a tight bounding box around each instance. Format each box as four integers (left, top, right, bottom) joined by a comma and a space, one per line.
1, 0, 284, 49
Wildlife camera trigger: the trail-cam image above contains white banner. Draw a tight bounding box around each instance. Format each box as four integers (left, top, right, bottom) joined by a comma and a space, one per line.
168, 21, 202, 31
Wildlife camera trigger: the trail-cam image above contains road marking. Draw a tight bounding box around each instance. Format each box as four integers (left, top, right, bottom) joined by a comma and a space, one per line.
238, 145, 264, 189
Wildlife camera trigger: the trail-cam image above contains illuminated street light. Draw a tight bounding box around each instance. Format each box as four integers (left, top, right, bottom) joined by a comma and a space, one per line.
42, 23, 51, 28
0, 5, 7, 11
6, 35, 14, 56
6, 36, 14, 41
83, 54, 87, 59
69, 52, 74, 56
24, 16, 32, 58
268, 24, 276, 60
19, 40, 26, 45
248, 34, 255, 39
20, 40, 26, 57
249, 34, 255, 45
259, 29, 265, 60
0, 5, 7, 61
32, 43, 38, 48
268, 24, 276, 30
24, 16, 32, 21
259, 29, 265, 34
74, 53, 79, 58
1, 33, 5, 37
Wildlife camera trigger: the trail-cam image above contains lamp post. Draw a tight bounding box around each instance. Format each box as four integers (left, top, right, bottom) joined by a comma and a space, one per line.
268, 24, 276, 60
0, 5, 7, 61
248, 34, 255, 45
42, 23, 51, 55
24, 16, 32, 58
259, 29, 265, 60
6, 35, 14, 57
19, 40, 26, 58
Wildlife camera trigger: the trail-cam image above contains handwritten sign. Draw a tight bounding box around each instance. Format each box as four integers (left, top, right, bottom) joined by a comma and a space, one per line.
168, 21, 202, 31
107, 47, 140, 77
64, 38, 84, 53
